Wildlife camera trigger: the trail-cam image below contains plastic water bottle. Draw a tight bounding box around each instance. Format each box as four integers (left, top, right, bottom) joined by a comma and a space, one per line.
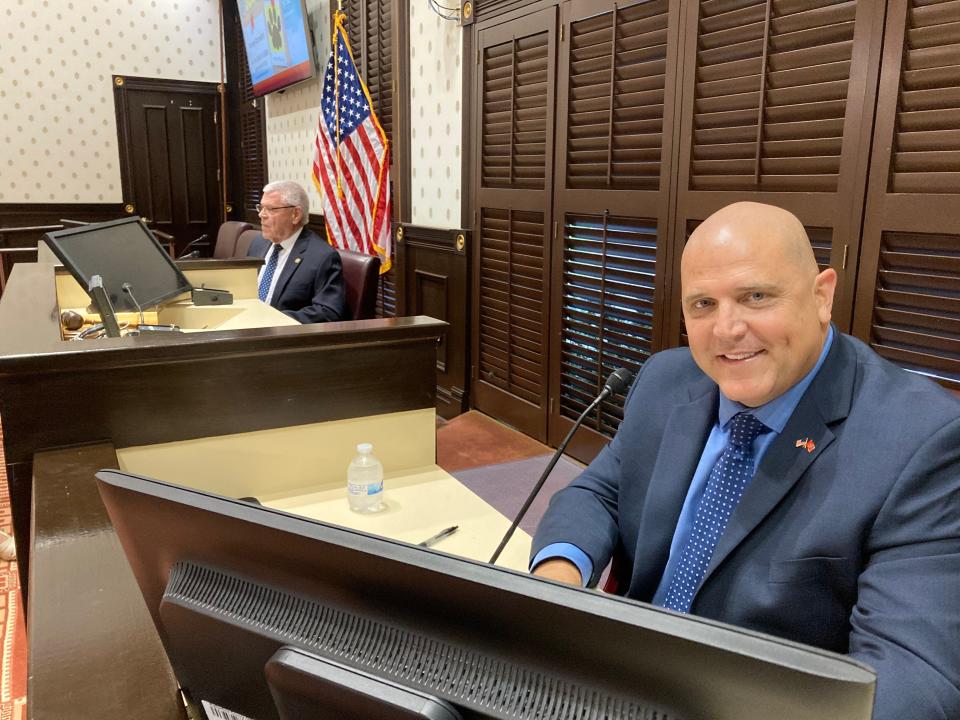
347, 443, 384, 513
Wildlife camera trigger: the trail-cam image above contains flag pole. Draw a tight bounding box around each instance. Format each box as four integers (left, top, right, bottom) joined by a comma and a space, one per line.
334, 1, 345, 199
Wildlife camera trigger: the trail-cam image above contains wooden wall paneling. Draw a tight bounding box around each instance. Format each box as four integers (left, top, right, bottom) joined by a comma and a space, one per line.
666, 0, 887, 344
473, 0, 548, 24
548, 0, 684, 460
0, 204, 127, 297
471, 7, 558, 442
852, 0, 960, 391
400, 225, 471, 418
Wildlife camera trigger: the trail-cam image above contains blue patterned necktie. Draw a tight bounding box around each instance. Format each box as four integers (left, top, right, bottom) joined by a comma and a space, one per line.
258, 243, 283, 303
662, 412, 768, 613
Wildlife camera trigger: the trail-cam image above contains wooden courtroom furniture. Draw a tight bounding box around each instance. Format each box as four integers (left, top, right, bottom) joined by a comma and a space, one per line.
0, 255, 464, 719
0, 258, 447, 595
30, 444, 185, 720
336, 247, 381, 320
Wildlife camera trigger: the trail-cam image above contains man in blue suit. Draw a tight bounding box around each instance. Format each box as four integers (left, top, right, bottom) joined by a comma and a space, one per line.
532, 202, 960, 719
248, 180, 346, 324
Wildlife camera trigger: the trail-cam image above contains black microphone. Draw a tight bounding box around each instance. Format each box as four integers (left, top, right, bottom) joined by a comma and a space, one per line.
488, 367, 634, 564
176, 233, 209, 259
121, 282, 145, 327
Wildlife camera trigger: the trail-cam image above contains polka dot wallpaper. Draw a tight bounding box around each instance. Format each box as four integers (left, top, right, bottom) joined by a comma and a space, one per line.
1, 0, 466, 230
409, 2, 462, 229
0, 0, 224, 204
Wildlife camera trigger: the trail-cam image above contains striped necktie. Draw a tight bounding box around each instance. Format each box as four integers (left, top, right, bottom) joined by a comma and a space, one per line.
257, 243, 283, 303
662, 412, 768, 613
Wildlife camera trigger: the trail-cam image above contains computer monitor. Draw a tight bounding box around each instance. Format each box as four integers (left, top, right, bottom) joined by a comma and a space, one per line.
44, 217, 192, 313
95, 469, 876, 720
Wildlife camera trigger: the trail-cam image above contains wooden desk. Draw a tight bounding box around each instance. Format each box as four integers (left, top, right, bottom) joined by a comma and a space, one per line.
0, 259, 446, 592
30, 444, 185, 720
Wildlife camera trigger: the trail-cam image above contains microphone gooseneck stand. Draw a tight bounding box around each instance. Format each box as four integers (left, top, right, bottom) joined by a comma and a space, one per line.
488, 367, 633, 565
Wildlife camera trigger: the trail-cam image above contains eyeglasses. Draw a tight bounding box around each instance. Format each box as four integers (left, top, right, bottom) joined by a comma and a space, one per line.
256, 204, 296, 214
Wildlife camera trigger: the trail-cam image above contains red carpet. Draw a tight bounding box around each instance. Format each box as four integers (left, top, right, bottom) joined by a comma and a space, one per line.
0, 418, 26, 719
437, 410, 552, 472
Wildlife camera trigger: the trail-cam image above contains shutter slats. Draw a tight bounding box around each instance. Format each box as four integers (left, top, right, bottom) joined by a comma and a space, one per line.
481, 31, 549, 189
478, 206, 546, 407
868, 229, 960, 384
565, 0, 668, 189
690, 0, 856, 192
559, 213, 657, 434
891, 2, 960, 196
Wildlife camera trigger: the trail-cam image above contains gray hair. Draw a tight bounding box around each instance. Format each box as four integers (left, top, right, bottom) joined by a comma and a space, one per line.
263, 180, 310, 227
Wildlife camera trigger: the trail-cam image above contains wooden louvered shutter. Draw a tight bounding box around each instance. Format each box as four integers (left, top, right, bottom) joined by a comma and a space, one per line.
472, 8, 557, 442
233, 13, 267, 221
852, 0, 960, 390
669, 0, 885, 340
342, 0, 365, 70
549, 0, 681, 457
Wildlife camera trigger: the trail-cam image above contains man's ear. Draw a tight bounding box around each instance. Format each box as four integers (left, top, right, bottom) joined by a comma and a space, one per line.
813, 268, 837, 323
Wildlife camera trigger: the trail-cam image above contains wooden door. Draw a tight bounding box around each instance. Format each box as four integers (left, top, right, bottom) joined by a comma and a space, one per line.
113, 76, 223, 257
471, 7, 558, 442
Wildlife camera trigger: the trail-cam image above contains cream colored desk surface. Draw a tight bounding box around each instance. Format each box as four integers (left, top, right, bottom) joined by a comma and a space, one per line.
157, 298, 299, 331
54, 260, 298, 334
117, 411, 531, 572
263, 466, 531, 570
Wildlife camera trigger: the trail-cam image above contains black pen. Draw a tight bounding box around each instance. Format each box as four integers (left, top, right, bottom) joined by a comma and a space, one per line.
418, 525, 458, 548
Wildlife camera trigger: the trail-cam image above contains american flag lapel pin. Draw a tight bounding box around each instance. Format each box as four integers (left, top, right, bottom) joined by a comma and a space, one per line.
794, 438, 816, 453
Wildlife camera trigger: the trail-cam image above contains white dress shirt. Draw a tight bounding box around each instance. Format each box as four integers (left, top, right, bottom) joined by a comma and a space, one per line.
258, 230, 301, 304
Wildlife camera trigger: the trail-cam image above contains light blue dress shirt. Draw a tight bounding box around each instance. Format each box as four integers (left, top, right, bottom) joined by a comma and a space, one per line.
531, 326, 835, 594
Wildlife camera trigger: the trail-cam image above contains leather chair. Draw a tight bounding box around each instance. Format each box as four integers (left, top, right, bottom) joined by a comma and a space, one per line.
213, 221, 253, 259
235, 229, 260, 258
230, 225, 380, 320
335, 247, 380, 320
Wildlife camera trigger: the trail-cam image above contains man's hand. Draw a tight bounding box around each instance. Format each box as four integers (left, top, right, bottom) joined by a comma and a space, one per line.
532, 558, 583, 586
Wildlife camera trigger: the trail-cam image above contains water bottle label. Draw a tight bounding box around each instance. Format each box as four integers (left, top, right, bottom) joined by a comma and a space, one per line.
348, 481, 383, 496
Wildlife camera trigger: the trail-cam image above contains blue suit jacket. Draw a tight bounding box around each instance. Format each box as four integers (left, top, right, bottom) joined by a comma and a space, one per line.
532, 332, 960, 720
248, 228, 346, 324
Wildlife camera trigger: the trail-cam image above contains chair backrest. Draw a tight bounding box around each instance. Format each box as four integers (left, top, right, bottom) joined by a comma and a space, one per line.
235, 229, 260, 258
336, 247, 381, 320
213, 221, 253, 259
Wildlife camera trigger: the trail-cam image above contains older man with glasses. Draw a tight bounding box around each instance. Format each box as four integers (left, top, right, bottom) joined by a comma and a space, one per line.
247, 180, 346, 324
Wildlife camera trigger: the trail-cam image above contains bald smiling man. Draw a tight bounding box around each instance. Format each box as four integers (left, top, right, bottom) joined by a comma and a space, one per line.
531, 202, 960, 719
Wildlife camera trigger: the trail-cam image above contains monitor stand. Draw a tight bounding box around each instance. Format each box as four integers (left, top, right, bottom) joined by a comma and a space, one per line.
265, 647, 463, 720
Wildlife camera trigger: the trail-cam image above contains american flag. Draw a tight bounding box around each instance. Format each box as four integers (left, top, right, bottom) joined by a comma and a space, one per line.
311, 14, 391, 272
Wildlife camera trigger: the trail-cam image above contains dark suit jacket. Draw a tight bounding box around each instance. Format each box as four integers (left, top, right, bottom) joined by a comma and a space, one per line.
533, 332, 960, 720
248, 228, 346, 324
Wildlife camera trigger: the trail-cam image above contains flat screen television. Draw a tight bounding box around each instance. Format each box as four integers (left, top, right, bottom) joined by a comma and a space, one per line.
96, 469, 877, 720
44, 217, 193, 313
237, 0, 316, 96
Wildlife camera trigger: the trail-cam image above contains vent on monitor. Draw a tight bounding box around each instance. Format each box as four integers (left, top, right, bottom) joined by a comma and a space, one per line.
166, 562, 679, 720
